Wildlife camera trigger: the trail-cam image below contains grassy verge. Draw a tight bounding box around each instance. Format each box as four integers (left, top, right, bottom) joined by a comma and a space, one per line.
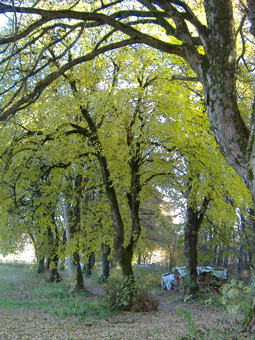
0, 262, 109, 319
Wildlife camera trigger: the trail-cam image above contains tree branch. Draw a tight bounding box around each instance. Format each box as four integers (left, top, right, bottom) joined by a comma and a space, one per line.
0, 38, 139, 120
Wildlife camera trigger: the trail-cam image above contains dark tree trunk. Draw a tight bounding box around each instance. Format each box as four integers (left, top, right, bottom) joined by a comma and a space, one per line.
45, 257, 51, 271
97, 154, 138, 281
49, 253, 62, 283
184, 210, 199, 297
185, 192, 210, 298
47, 225, 62, 283
64, 175, 85, 290
89, 252, 95, 269
84, 121, 141, 282
37, 255, 45, 274
84, 253, 95, 278
100, 244, 111, 282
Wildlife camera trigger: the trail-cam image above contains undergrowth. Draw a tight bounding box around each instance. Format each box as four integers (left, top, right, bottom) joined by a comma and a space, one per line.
103, 276, 159, 312
0, 262, 111, 318
1, 261, 255, 339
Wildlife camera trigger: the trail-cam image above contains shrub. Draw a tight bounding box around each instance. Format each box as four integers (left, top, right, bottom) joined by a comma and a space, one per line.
132, 291, 159, 312
103, 276, 159, 312
220, 279, 251, 322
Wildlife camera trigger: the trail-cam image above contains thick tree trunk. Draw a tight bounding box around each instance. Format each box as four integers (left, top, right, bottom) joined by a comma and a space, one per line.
184, 207, 200, 297
36, 232, 45, 274
66, 253, 84, 289
185, 191, 210, 298
97, 153, 141, 281
98, 155, 135, 279
195, 1, 251, 193
247, 0, 255, 37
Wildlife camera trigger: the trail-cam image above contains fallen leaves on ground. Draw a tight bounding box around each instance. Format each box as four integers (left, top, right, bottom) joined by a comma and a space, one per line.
0, 267, 251, 339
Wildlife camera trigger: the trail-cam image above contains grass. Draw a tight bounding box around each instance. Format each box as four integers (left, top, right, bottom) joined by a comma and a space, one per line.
0, 262, 110, 319
0, 261, 254, 339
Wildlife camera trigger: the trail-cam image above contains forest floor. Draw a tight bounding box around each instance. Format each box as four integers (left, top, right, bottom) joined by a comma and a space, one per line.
0, 263, 254, 340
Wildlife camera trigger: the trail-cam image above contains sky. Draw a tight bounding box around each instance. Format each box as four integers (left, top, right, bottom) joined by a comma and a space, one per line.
0, 241, 35, 262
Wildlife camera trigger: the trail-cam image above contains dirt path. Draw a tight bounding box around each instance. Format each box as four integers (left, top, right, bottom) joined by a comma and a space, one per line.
84, 278, 201, 314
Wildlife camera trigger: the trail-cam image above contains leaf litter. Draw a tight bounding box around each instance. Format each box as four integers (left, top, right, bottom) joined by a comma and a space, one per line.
0, 266, 251, 339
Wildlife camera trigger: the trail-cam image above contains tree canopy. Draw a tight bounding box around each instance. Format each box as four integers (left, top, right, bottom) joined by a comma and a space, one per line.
0, 0, 254, 202
0, 1, 255, 306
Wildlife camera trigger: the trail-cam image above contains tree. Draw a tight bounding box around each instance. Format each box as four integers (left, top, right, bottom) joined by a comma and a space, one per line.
64, 174, 85, 290
0, 0, 254, 207
0, 136, 58, 276
1, 2, 255, 309
0, 45, 180, 286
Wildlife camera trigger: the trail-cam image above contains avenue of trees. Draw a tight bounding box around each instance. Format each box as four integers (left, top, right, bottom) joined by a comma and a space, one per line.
0, 0, 255, 307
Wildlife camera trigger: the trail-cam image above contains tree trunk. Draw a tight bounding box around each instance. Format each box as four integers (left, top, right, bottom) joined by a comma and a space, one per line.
100, 244, 111, 282
49, 255, 62, 283
137, 251, 141, 265
98, 154, 137, 280
223, 246, 229, 268
195, 1, 255, 202
184, 211, 199, 297
37, 255, 45, 274
64, 183, 84, 290
66, 253, 84, 289
77, 98, 142, 284
247, 209, 255, 268
84, 253, 95, 278
216, 245, 223, 267
47, 226, 62, 283
45, 257, 51, 271
185, 192, 210, 298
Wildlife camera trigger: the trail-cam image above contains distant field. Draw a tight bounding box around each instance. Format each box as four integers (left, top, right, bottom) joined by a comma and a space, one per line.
0, 243, 35, 263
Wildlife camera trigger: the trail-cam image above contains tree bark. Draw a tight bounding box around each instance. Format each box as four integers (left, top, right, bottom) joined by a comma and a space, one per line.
37, 254, 45, 274
64, 179, 84, 290
185, 188, 210, 298
47, 225, 62, 283
184, 206, 199, 297
84, 253, 95, 278
100, 244, 111, 282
